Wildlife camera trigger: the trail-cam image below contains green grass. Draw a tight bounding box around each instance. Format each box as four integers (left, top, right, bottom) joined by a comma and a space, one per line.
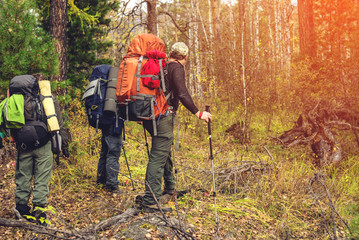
40, 100, 359, 238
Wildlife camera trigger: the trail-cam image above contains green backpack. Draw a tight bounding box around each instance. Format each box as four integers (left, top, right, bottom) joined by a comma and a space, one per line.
0, 94, 25, 137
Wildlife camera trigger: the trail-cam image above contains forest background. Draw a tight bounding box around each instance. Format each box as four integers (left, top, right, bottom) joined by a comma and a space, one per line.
1, 0, 359, 239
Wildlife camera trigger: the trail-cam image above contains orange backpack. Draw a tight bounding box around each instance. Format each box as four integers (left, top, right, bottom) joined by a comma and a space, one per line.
116, 34, 169, 135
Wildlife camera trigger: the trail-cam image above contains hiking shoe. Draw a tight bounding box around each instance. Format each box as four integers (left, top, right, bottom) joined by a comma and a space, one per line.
33, 206, 48, 227
135, 195, 144, 205
96, 182, 105, 189
159, 194, 172, 204
141, 203, 172, 213
162, 188, 175, 195
105, 186, 122, 195
14, 204, 34, 222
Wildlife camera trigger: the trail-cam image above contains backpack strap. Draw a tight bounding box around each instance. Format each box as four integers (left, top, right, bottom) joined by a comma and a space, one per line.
119, 58, 127, 95
135, 56, 144, 92
159, 59, 166, 92
150, 98, 157, 136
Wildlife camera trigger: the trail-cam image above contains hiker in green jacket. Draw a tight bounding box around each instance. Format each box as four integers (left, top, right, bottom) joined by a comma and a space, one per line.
141, 42, 212, 212
13, 73, 70, 225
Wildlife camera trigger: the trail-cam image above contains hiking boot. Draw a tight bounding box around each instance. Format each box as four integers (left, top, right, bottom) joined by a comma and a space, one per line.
15, 204, 34, 222
159, 189, 190, 204
105, 186, 122, 195
162, 188, 175, 195
135, 195, 144, 205
32, 206, 48, 227
141, 203, 172, 213
96, 182, 105, 188
159, 193, 173, 204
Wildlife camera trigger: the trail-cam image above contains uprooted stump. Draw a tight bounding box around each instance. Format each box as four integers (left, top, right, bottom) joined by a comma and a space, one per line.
275, 101, 359, 167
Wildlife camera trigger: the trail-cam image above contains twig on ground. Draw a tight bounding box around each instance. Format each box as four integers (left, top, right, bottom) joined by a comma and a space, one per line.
0, 214, 87, 239
309, 173, 352, 239
263, 146, 276, 166
145, 181, 195, 240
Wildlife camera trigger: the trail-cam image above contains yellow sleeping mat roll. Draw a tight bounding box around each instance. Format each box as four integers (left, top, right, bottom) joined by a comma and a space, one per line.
39, 80, 60, 132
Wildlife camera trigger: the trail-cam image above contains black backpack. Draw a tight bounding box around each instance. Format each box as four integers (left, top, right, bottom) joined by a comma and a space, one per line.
9, 75, 50, 150
83, 65, 123, 134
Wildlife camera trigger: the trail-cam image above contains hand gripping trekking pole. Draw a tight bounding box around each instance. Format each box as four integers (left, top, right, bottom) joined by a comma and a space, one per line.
205, 106, 219, 225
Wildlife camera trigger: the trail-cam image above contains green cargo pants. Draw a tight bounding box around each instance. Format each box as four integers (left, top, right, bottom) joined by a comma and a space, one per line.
15, 141, 53, 206
143, 113, 176, 205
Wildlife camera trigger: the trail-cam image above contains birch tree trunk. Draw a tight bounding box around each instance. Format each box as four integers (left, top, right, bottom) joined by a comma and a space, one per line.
239, 0, 248, 143
190, 0, 202, 98
50, 0, 68, 82
188, 4, 194, 95
208, 0, 216, 94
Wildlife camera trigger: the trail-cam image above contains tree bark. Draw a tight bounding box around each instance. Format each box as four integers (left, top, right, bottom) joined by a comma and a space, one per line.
210, 0, 221, 43
239, 0, 248, 143
50, 0, 68, 82
298, 0, 316, 59
147, 0, 157, 35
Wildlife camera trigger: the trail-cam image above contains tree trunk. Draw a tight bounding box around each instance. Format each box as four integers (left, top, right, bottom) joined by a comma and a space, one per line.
50, 0, 68, 82
298, 0, 316, 59
210, 0, 221, 43
190, 0, 202, 98
239, 0, 248, 143
207, 0, 216, 94
147, 0, 157, 35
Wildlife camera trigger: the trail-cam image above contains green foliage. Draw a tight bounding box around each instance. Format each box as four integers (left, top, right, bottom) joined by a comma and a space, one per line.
66, 0, 118, 88
344, 204, 359, 238
0, 0, 58, 95
36, 0, 118, 90
68, 0, 100, 29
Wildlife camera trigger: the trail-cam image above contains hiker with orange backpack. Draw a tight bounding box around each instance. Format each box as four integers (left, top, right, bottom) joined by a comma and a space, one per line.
140, 42, 212, 212
115, 35, 212, 212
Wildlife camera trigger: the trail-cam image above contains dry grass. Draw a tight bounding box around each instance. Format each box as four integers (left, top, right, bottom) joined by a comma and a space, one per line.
1, 100, 359, 239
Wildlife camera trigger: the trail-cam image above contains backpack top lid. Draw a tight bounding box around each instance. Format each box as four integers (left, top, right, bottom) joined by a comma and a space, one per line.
9, 75, 39, 97
126, 34, 166, 57
90, 65, 112, 82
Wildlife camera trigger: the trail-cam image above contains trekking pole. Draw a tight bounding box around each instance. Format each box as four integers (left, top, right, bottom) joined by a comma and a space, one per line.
122, 125, 135, 191
143, 126, 150, 160
122, 145, 135, 191
205, 105, 219, 225
55, 131, 61, 165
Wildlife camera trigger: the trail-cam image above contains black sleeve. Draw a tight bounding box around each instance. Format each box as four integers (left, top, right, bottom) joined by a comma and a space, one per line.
171, 66, 199, 115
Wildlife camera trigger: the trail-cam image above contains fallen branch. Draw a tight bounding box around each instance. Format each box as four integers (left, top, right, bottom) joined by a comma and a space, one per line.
145, 181, 195, 240
0, 217, 86, 239
87, 207, 140, 233
309, 173, 352, 239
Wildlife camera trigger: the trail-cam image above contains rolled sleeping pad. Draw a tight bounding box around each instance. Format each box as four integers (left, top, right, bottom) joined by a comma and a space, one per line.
38, 80, 60, 132
104, 66, 119, 114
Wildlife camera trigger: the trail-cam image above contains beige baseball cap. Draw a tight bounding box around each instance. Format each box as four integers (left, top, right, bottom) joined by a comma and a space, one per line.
171, 42, 189, 57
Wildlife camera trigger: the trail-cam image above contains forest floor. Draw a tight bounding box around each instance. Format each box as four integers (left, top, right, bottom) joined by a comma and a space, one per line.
1, 104, 359, 239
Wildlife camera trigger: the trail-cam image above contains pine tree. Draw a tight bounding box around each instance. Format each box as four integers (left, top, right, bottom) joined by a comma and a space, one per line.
67, 0, 118, 88
0, 0, 58, 95
37, 0, 118, 88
